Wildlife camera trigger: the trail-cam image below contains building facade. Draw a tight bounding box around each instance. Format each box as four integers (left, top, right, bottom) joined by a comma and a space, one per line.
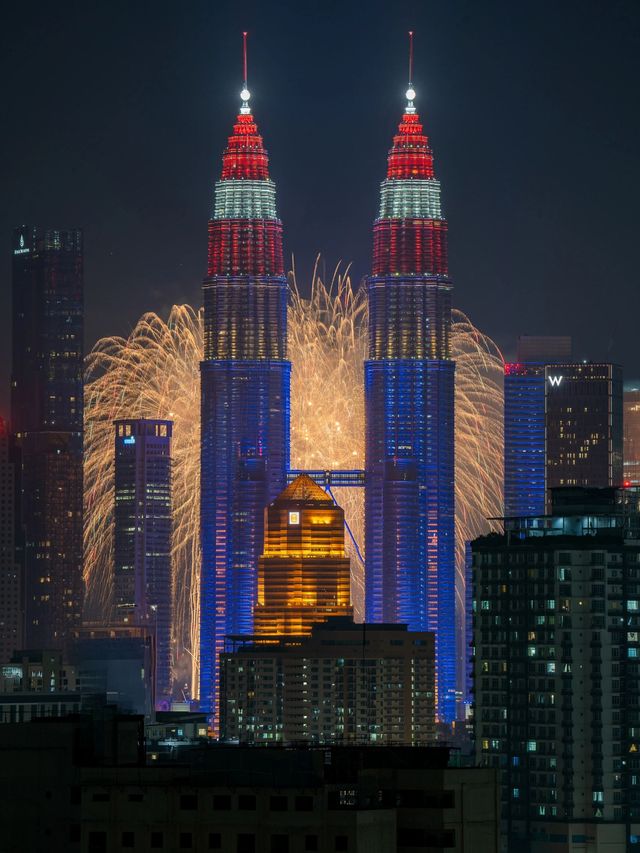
0, 716, 500, 853
472, 487, 640, 852
546, 364, 623, 496
114, 419, 172, 704
364, 84, 455, 722
199, 76, 290, 717
504, 362, 548, 518
504, 336, 572, 519
624, 387, 640, 486
505, 360, 623, 517
11, 226, 84, 648
254, 474, 352, 636
0, 418, 22, 660
221, 617, 435, 746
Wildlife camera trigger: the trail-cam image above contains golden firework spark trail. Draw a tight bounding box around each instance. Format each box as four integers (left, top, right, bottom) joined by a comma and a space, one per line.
450, 309, 504, 682
289, 260, 368, 620
84, 268, 503, 698
84, 306, 202, 696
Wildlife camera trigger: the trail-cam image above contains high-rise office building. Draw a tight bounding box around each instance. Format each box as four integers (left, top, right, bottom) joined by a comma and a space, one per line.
0, 418, 22, 660
504, 337, 572, 519
472, 487, 640, 852
505, 354, 623, 517
199, 64, 290, 715
11, 226, 84, 648
253, 474, 352, 636
114, 419, 172, 704
624, 387, 640, 486
364, 75, 456, 721
221, 616, 435, 745
546, 363, 623, 494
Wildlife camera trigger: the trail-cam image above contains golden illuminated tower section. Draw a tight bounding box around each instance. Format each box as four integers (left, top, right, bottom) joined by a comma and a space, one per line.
254, 475, 352, 636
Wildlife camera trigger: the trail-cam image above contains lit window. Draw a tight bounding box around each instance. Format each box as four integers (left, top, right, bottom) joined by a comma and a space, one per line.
288, 511, 300, 526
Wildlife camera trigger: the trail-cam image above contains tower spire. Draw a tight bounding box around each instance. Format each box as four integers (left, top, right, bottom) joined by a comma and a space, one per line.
240, 31, 251, 114
406, 30, 416, 114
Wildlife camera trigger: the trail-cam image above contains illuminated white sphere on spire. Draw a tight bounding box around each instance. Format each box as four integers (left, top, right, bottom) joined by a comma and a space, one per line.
240, 87, 251, 102
406, 87, 416, 101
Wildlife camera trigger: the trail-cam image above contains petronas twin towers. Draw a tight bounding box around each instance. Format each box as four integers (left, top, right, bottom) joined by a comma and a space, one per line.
200, 41, 456, 724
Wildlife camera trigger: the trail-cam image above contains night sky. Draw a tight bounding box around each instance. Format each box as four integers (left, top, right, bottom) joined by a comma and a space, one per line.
2, 0, 639, 412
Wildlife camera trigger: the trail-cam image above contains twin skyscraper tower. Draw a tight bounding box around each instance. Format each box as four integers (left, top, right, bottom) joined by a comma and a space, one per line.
200, 37, 456, 723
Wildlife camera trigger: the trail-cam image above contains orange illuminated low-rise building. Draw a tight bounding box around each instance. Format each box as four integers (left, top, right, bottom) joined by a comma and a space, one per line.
253, 474, 352, 636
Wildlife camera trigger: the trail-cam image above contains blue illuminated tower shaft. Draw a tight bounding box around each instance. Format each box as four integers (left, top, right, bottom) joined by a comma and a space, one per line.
365, 322, 456, 724
364, 97, 457, 722
200, 362, 289, 712
199, 98, 290, 718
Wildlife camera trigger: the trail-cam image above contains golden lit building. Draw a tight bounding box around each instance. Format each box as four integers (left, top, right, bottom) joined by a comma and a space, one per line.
254, 474, 352, 636
624, 387, 640, 485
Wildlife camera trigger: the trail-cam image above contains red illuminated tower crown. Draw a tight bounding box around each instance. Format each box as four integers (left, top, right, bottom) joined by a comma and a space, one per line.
203, 37, 287, 362
371, 96, 448, 277
207, 70, 284, 278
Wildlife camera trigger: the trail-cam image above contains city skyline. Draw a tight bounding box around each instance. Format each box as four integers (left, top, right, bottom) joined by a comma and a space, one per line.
2, 9, 640, 851
1, 1, 640, 414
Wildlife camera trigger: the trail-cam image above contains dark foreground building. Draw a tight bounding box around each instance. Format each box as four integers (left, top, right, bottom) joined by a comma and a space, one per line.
0, 417, 22, 660
473, 487, 640, 852
221, 616, 435, 745
0, 712, 499, 853
0, 637, 153, 720
11, 225, 84, 648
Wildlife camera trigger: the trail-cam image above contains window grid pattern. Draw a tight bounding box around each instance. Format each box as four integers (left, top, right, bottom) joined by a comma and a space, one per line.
365, 104, 456, 723
254, 475, 352, 637
200, 104, 290, 723
200, 361, 290, 719
504, 363, 547, 518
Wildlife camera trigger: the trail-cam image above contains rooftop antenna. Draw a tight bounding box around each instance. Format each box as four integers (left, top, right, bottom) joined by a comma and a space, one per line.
406, 30, 416, 114
240, 31, 251, 114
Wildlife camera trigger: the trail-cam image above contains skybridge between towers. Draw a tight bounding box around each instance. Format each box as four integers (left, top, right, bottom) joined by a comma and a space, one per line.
287, 470, 365, 488
286, 470, 366, 566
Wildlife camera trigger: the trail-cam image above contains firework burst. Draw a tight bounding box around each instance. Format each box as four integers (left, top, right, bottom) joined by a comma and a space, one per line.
84, 265, 503, 698
450, 308, 504, 679
289, 259, 368, 619
84, 305, 202, 695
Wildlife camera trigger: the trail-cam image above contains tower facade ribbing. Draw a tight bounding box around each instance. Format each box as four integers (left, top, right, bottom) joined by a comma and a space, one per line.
199, 80, 290, 716
114, 419, 173, 706
253, 474, 352, 637
364, 87, 456, 722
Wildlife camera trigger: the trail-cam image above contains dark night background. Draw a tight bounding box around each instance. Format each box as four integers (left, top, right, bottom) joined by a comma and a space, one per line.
2, 0, 639, 413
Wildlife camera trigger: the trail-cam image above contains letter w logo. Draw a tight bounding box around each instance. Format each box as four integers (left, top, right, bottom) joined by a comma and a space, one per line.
548, 375, 563, 388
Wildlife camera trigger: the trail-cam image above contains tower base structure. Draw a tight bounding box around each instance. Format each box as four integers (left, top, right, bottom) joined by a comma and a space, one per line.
199, 360, 289, 716
365, 358, 455, 722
